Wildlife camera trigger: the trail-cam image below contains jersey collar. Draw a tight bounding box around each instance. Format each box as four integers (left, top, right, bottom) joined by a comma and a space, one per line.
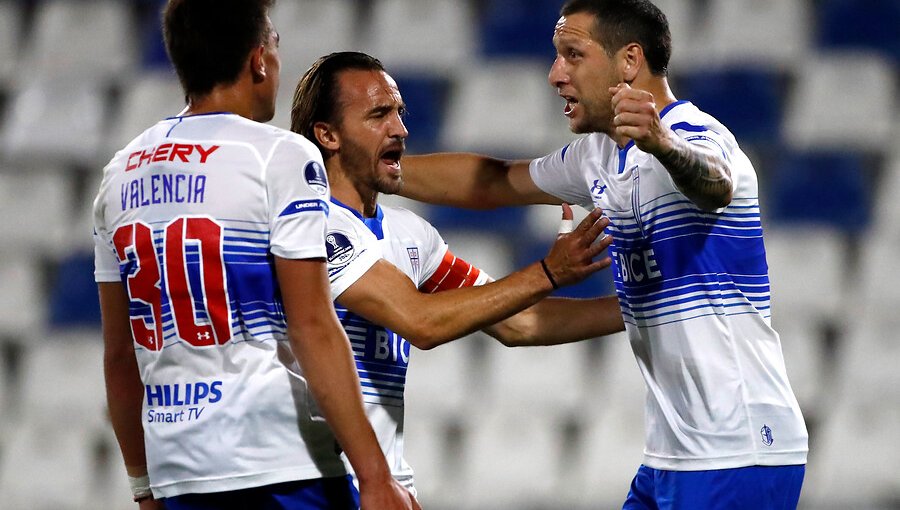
330, 198, 385, 240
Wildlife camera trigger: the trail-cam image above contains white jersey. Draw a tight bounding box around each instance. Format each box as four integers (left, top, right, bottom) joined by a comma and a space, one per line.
324, 198, 488, 491
530, 101, 808, 470
93, 113, 347, 497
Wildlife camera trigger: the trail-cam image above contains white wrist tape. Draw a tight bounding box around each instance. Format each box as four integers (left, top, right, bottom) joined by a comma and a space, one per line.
128, 474, 152, 500
558, 218, 574, 235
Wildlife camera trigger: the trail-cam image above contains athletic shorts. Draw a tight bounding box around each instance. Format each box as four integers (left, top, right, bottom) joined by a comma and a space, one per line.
623, 464, 805, 510
162, 475, 360, 510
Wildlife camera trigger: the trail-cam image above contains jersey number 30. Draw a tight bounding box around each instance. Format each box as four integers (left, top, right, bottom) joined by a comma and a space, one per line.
113, 217, 233, 351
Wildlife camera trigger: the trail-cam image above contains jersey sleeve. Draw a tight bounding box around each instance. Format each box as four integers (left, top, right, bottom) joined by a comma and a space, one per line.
92, 174, 121, 283
529, 138, 595, 209
267, 135, 331, 260
417, 219, 492, 291
325, 226, 381, 301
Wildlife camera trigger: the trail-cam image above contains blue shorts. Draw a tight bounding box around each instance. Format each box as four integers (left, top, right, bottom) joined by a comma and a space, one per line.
623, 464, 805, 510
162, 475, 360, 510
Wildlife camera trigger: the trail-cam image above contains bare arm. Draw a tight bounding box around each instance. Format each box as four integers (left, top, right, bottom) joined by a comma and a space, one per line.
275, 257, 416, 510
337, 210, 612, 350
484, 295, 624, 346
99, 282, 164, 509
399, 153, 561, 208
611, 83, 733, 211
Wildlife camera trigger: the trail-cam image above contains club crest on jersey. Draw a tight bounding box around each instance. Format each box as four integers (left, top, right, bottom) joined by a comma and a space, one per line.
305, 161, 328, 195
326, 231, 355, 267
760, 424, 774, 446
407, 247, 420, 282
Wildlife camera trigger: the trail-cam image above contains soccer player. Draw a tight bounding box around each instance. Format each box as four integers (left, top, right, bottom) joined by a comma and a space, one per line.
290, 51, 626, 496
397, 1, 809, 508
94, 1, 417, 509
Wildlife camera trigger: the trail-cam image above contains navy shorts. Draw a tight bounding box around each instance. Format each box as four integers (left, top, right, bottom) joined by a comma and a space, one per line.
623, 464, 805, 510
162, 475, 360, 510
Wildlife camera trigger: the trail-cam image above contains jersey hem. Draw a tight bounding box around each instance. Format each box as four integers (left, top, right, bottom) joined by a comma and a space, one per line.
642, 449, 808, 471
151, 464, 349, 498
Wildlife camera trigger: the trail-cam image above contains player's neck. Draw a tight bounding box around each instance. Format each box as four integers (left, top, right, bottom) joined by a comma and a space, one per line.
327, 163, 380, 218
183, 86, 258, 120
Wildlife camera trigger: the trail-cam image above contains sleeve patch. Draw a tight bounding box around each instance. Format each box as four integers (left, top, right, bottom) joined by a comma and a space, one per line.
304, 161, 329, 195
325, 231, 355, 267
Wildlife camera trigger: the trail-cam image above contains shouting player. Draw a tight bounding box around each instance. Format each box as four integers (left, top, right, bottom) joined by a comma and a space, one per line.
290, 51, 626, 496
94, 1, 418, 508
398, 1, 808, 509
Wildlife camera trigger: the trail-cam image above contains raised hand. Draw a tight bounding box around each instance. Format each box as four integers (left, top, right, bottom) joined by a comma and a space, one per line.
542, 205, 612, 288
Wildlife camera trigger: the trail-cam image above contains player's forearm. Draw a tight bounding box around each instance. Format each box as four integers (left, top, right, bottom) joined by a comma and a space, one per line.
402, 261, 556, 349
400, 153, 549, 208
653, 133, 733, 211
104, 348, 149, 472
485, 295, 625, 346
288, 318, 392, 485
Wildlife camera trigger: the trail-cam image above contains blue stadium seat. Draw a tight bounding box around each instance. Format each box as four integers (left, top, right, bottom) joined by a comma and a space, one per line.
767, 151, 872, 231
392, 74, 449, 154
478, 0, 562, 59
816, 0, 900, 64
425, 205, 528, 239
677, 67, 784, 147
137, 0, 171, 70
47, 252, 101, 328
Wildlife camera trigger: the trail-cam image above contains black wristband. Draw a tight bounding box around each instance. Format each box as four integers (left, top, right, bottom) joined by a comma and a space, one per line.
540, 259, 559, 290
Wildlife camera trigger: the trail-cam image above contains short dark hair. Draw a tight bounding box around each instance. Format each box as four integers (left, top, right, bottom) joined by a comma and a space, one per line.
291, 52, 385, 155
163, 0, 275, 99
561, 0, 671, 76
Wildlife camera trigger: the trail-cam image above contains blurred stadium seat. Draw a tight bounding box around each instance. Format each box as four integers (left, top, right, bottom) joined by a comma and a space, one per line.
0, 2, 21, 87
767, 150, 872, 231
22, 0, 137, 82
783, 51, 897, 152
362, 0, 476, 76
478, 0, 561, 60
702, 0, 811, 69
1, 79, 109, 166
816, 0, 900, 64
106, 71, 185, 154
677, 67, 785, 147
438, 60, 562, 156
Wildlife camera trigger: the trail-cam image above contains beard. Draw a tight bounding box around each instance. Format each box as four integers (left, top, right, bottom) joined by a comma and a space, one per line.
340, 136, 403, 196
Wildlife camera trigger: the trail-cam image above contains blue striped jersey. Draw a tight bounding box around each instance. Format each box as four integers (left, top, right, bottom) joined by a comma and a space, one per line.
530, 101, 807, 470
93, 113, 347, 497
324, 199, 450, 491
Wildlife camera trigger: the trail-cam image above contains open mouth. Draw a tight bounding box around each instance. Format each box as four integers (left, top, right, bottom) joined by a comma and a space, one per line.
380, 148, 403, 169
562, 95, 578, 117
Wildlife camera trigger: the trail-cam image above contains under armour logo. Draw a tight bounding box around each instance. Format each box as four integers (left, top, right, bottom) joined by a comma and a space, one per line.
591, 180, 607, 197
197, 331, 211, 341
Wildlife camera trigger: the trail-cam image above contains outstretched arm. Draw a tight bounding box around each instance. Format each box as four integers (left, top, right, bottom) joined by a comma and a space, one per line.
399, 154, 561, 208
337, 209, 611, 350
484, 295, 624, 346
611, 83, 733, 211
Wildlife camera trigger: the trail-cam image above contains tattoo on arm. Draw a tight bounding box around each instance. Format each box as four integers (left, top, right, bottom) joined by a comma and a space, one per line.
656, 136, 733, 211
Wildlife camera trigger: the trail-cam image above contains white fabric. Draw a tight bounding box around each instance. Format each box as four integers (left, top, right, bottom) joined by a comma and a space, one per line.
325, 200, 452, 491
530, 101, 808, 470
93, 113, 344, 497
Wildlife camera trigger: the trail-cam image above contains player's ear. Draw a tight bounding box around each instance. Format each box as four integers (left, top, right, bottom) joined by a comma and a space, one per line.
619, 42, 643, 84
313, 121, 340, 151
250, 45, 267, 84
